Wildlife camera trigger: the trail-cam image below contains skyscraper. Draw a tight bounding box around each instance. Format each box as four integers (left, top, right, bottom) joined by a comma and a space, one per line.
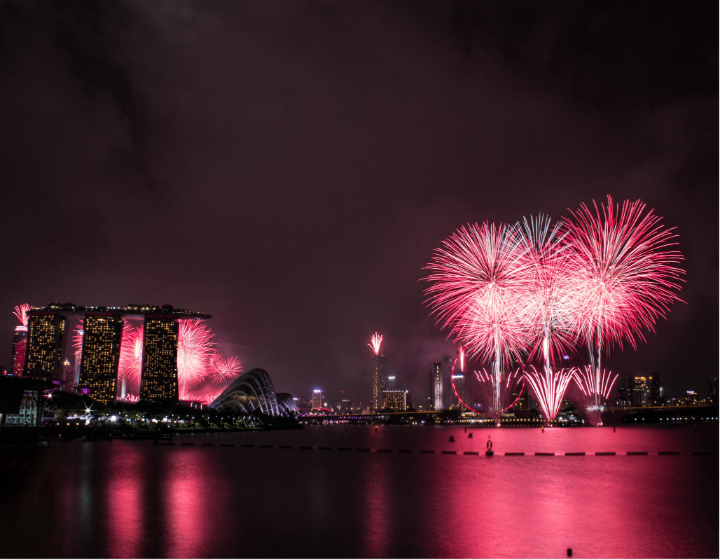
311, 389, 323, 409
140, 312, 179, 403
23, 313, 67, 381
10, 326, 28, 377
78, 313, 124, 405
371, 355, 387, 411
429, 361, 444, 411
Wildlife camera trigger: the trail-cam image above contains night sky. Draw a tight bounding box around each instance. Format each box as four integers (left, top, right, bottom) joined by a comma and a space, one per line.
1, 1, 717, 404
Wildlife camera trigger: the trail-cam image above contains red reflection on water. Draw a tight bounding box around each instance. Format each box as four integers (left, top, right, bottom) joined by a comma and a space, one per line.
108, 472, 144, 558
165, 448, 215, 558
361, 457, 391, 558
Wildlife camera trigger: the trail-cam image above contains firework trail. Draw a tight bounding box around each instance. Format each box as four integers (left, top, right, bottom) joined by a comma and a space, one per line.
523, 365, 576, 422
13, 304, 31, 326
574, 365, 618, 402
368, 332, 383, 355
563, 196, 685, 412
458, 346, 464, 373
474, 367, 526, 413
425, 221, 533, 414
117, 321, 143, 399
177, 319, 215, 400
518, 215, 579, 421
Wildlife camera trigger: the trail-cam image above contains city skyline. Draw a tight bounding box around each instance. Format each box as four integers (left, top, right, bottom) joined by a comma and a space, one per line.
0, 2, 716, 403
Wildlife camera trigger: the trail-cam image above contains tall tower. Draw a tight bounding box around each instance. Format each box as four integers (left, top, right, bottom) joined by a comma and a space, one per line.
78, 313, 124, 405
372, 355, 388, 411
430, 361, 444, 411
11, 326, 28, 376
140, 311, 179, 403
23, 313, 67, 381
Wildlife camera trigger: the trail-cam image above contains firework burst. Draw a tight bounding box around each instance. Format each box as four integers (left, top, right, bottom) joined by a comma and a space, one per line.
563, 196, 685, 410
425, 221, 533, 413
368, 332, 383, 355
208, 352, 242, 383
117, 321, 143, 398
523, 365, 576, 422
177, 319, 215, 400
13, 303, 31, 326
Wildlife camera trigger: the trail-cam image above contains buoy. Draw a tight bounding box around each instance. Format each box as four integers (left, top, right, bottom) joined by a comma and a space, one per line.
567, 548, 573, 557
468, 432, 473, 438
449, 436, 455, 442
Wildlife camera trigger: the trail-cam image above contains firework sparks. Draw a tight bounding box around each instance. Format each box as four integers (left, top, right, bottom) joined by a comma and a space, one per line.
177, 319, 216, 400
13, 303, 31, 326
368, 332, 383, 356
523, 366, 576, 422
208, 352, 242, 383
425, 221, 533, 413
117, 321, 143, 398
563, 196, 685, 409
517, 215, 579, 421
458, 346, 465, 373
574, 365, 618, 402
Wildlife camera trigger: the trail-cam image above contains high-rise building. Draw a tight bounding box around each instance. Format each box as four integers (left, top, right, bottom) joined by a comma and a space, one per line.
382, 389, 407, 412
311, 389, 323, 409
23, 313, 67, 381
140, 312, 179, 403
429, 361, 444, 411
10, 326, 28, 377
78, 313, 124, 405
371, 355, 387, 411
631, 374, 661, 407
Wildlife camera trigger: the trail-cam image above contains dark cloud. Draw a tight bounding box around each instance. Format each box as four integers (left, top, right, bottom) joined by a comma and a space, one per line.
0, 0, 716, 402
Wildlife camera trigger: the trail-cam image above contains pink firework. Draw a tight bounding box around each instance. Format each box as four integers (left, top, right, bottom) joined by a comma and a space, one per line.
177, 319, 215, 400
73, 321, 84, 356
458, 346, 465, 373
13, 303, 31, 326
519, 214, 579, 367
208, 352, 242, 383
117, 321, 143, 398
574, 365, 618, 402
425, 221, 533, 413
518, 215, 579, 422
368, 332, 383, 356
523, 365, 576, 422
563, 196, 685, 409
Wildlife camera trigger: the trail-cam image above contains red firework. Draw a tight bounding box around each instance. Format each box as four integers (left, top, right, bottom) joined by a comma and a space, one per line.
177, 319, 215, 400
563, 196, 685, 407
208, 352, 242, 383
13, 303, 31, 326
117, 321, 143, 397
368, 332, 383, 356
425, 221, 533, 413
518, 215, 580, 422
425, 221, 533, 365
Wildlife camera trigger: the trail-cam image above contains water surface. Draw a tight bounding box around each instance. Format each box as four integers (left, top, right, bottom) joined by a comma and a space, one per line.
0, 425, 716, 558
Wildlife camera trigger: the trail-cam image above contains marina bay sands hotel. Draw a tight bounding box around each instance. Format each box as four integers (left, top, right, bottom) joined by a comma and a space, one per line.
17, 302, 210, 405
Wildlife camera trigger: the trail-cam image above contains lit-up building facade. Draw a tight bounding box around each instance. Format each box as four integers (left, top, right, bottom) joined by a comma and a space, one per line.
140, 313, 179, 403
371, 355, 387, 411
78, 313, 124, 405
311, 389, 323, 409
24, 303, 210, 405
382, 389, 407, 412
11, 326, 28, 376
429, 361, 444, 411
631, 374, 662, 407
23, 313, 67, 381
